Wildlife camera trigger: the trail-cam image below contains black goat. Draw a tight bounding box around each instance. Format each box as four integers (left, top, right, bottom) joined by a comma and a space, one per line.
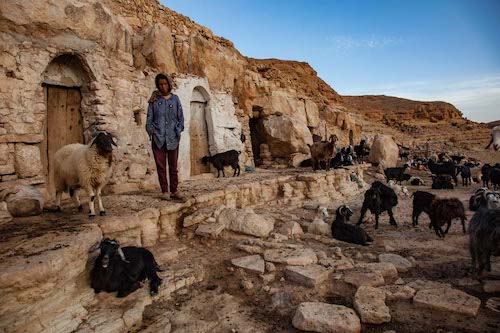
201, 150, 241, 177
490, 165, 500, 191
428, 198, 466, 238
384, 163, 410, 184
357, 181, 399, 229
458, 165, 472, 186
469, 191, 500, 275
450, 155, 465, 164
412, 190, 436, 227
331, 205, 373, 246
481, 164, 492, 188
90, 238, 162, 297
431, 174, 454, 189
410, 177, 424, 186
427, 160, 458, 185
353, 139, 370, 164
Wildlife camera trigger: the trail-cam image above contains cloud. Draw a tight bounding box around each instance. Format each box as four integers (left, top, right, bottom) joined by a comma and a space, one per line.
325, 34, 405, 50
343, 74, 500, 122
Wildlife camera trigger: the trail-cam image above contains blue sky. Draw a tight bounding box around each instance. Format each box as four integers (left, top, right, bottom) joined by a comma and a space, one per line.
162, 0, 500, 122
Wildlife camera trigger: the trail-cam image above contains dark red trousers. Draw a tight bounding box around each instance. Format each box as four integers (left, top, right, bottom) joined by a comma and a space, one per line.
152, 142, 179, 193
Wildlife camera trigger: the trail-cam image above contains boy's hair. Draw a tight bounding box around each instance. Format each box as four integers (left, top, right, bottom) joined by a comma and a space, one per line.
155, 73, 172, 92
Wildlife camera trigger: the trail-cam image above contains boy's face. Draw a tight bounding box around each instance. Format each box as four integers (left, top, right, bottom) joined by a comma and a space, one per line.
158, 78, 170, 95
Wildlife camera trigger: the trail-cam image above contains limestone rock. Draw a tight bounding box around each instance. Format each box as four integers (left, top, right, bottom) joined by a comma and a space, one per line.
483, 280, 500, 293
290, 153, 310, 168
368, 135, 399, 168
263, 115, 313, 157
141, 23, 176, 74
356, 262, 398, 283
271, 291, 292, 309
183, 208, 214, 227
128, 163, 147, 179
219, 208, 275, 237
264, 248, 318, 266
231, 255, 265, 274
0, 201, 13, 224
14, 144, 43, 178
137, 208, 160, 247
277, 221, 303, 238
343, 268, 385, 288
413, 288, 481, 317
308, 218, 331, 237
380, 285, 416, 301
285, 264, 331, 287
195, 223, 225, 238
378, 253, 413, 273
0, 185, 44, 217
406, 279, 452, 291
354, 286, 391, 324
292, 302, 361, 333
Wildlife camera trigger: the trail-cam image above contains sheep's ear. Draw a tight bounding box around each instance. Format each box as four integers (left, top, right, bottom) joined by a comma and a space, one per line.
89, 242, 101, 253
117, 248, 130, 263
112, 138, 118, 147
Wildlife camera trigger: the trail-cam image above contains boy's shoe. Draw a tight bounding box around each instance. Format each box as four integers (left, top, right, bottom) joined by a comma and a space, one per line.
158, 192, 171, 200
170, 192, 186, 202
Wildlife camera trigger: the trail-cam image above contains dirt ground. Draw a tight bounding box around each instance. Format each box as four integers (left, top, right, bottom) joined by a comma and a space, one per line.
135, 169, 500, 333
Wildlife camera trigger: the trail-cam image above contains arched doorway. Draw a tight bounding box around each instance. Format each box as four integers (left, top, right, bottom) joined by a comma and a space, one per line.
190, 87, 210, 176
41, 54, 88, 193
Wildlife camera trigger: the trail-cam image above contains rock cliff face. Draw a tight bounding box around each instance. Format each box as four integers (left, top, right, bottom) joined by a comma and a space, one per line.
343, 95, 463, 125
0, 0, 359, 197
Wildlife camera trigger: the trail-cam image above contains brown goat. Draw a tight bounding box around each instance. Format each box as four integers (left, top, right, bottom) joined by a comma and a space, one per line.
308, 134, 338, 171
428, 198, 466, 238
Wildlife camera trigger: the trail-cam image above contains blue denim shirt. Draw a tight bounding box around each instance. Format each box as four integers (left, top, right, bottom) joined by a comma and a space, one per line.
146, 94, 184, 150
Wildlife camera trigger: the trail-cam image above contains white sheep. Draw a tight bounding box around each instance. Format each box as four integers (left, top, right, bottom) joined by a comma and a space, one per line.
486, 125, 500, 151
54, 132, 116, 218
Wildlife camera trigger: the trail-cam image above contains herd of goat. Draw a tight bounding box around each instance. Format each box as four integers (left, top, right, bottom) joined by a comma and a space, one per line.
49, 128, 498, 298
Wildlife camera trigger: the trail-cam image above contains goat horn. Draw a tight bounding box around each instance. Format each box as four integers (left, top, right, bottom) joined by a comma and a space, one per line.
88, 242, 101, 253
117, 248, 130, 263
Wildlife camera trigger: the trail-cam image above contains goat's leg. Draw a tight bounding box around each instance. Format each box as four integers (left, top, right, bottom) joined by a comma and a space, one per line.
55, 191, 63, 212
412, 209, 421, 227
461, 218, 466, 233
73, 190, 83, 212
222, 168, 226, 177
469, 241, 477, 271
356, 205, 368, 226
375, 213, 380, 229
232, 166, 237, 177
444, 221, 452, 234
86, 187, 96, 219
96, 186, 106, 216
388, 209, 398, 227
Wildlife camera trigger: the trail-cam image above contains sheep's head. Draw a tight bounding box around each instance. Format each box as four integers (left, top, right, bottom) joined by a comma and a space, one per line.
91, 132, 117, 155
336, 205, 353, 221
484, 191, 500, 209
90, 238, 129, 268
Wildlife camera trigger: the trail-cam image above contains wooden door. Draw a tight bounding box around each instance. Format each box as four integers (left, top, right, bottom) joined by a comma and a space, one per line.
41, 86, 83, 193
190, 101, 210, 175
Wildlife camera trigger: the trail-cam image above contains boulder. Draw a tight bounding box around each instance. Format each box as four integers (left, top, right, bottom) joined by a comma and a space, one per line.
354, 286, 391, 324
285, 265, 331, 287
264, 248, 318, 266
368, 135, 399, 168
0, 201, 13, 224
195, 223, 225, 238
378, 253, 413, 273
141, 23, 176, 74
380, 285, 416, 301
277, 221, 303, 238
219, 208, 275, 237
356, 262, 398, 283
231, 255, 265, 274
263, 115, 313, 157
0, 185, 44, 217
292, 302, 361, 333
343, 268, 385, 288
413, 288, 481, 317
